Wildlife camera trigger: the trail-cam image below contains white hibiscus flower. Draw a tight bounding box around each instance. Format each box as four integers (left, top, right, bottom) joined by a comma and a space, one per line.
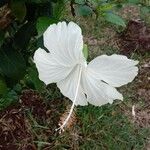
34, 21, 138, 132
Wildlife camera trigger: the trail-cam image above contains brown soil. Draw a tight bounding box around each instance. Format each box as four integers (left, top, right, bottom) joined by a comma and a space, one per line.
120, 58, 150, 131
0, 90, 73, 150
118, 20, 150, 56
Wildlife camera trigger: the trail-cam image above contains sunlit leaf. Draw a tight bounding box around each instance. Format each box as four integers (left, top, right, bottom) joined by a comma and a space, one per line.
83, 44, 88, 60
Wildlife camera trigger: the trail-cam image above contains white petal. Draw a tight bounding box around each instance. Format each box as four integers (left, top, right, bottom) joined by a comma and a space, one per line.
43, 21, 84, 66
34, 48, 73, 85
57, 65, 87, 106
81, 70, 123, 106
87, 54, 138, 87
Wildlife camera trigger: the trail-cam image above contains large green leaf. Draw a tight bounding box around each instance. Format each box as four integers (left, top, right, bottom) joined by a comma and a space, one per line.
11, 0, 27, 21
0, 44, 26, 81
36, 17, 56, 36
13, 22, 36, 50
75, 5, 93, 16
105, 12, 126, 27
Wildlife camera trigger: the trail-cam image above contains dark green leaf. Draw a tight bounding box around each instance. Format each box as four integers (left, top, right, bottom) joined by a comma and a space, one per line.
0, 90, 18, 111
0, 44, 26, 81
27, 67, 45, 91
13, 84, 22, 93
0, 31, 5, 47
53, 0, 65, 20
11, 0, 27, 21
14, 22, 36, 50
36, 2, 52, 17
0, 76, 7, 96
25, 2, 52, 21
37, 36, 45, 49
105, 13, 126, 27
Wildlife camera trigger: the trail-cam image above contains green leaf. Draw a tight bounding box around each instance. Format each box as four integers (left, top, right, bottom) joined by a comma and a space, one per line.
98, 3, 114, 12
11, 0, 26, 21
53, 0, 65, 20
140, 6, 150, 23
13, 84, 22, 93
75, 5, 93, 16
36, 17, 56, 36
37, 36, 45, 49
0, 44, 26, 81
0, 90, 18, 111
75, 0, 85, 5
36, 2, 52, 17
105, 13, 126, 27
140, 6, 150, 15
27, 67, 45, 91
86, 0, 97, 6
83, 44, 88, 60
0, 76, 7, 96
14, 22, 36, 50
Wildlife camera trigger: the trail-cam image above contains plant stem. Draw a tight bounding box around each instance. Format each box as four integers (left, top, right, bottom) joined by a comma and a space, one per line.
56, 65, 82, 133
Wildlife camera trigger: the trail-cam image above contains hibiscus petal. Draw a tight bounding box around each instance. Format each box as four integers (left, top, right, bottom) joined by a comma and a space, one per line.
43, 22, 84, 66
81, 70, 123, 106
87, 54, 138, 87
57, 65, 87, 106
34, 48, 73, 85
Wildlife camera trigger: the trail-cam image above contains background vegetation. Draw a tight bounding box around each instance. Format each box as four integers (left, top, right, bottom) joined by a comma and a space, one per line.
0, 0, 150, 149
